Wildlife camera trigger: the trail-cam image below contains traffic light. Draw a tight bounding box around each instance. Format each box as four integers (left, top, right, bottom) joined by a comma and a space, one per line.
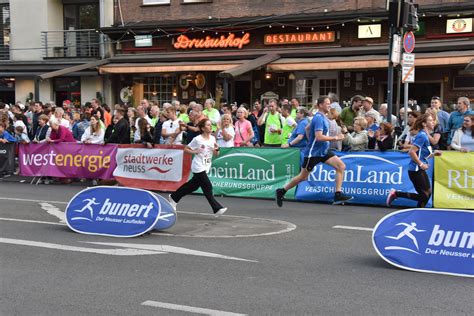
388, 0, 419, 31
403, 1, 419, 31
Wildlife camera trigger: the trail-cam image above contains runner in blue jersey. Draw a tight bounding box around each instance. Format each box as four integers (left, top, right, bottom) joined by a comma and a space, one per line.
275, 96, 353, 206
387, 113, 442, 207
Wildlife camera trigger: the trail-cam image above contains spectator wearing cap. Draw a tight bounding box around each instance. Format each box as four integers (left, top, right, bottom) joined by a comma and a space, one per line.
342, 117, 368, 151
360, 96, 382, 124
430, 96, 450, 133
340, 95, 363, 131
447, 97, 474, 145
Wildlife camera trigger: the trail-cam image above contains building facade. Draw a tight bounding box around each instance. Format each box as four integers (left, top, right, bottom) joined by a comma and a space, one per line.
98, 0, 473, 111
0, 0, 114, 106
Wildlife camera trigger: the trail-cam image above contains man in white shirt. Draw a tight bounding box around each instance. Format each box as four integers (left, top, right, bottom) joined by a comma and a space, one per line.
161, 105, 184, 144
360, 96, 382, 124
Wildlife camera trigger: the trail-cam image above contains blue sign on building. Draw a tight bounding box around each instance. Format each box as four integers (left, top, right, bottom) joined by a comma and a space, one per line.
295, 151, 433, 207
65, 187, 176, 237
373, 208, 474, 277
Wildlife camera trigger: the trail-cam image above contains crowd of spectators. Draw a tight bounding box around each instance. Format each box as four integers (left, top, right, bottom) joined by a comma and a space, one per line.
0, 94, 473, 160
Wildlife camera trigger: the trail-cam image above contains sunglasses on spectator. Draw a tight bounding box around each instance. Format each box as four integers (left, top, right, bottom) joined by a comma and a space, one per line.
431, 96, 441, 100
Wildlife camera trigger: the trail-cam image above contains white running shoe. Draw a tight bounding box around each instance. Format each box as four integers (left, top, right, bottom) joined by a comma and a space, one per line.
168, 194, 177, 210
214, 207, 228, 217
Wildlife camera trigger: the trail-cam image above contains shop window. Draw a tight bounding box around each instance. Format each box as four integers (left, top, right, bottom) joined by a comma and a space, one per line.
0, 3, 10, 60
302, 79, 313, 106
319, 79, 337, 96
143, 76, 177, 105
143, 0, 170, 5
181, 0, 213, 3
453, 76, 474, 90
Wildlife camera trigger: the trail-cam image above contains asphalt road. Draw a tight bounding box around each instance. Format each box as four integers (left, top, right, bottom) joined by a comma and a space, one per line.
0, 178, 472, 315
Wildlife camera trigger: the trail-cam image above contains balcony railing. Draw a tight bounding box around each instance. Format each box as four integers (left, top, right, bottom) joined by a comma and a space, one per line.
0, 46, 9, 60
41, 29, 100, 58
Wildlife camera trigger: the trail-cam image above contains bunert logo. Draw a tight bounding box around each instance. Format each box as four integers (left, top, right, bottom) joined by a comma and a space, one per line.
373, 208, 474, 278
65, 186, 176, 237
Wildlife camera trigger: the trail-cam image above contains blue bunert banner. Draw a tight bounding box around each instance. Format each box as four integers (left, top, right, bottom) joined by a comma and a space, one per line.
295, 151, 433, 207
372, 208, 474, 277
65, 187, 176, 237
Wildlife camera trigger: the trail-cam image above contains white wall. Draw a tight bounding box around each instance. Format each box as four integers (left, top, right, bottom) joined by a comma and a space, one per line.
10, 0, 63, 61
39, 79, 53, 103
15, 79, 35, 103
81, 77, 103, 104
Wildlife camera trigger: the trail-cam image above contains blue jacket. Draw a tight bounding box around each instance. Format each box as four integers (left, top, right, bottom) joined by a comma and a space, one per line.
0, 130, 17, 142
448, 110, 474, 144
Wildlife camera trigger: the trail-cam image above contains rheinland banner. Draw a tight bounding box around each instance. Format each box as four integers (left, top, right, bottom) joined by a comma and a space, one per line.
202, 147, 300, 199
295, 151, 433, 207
113, 144, 192, 192
19, 143, 117, 179
0, 143, 15, 173
433, 152, 474, 209
373, 208, 474, 278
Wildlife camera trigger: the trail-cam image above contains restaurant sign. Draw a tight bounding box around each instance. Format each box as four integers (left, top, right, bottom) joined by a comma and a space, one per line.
174, 33, 251, 49
264, 31, 335, 45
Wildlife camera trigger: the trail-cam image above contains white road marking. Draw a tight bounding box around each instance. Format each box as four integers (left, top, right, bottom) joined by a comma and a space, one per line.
0, 196, 68, 204
0, 196, 297, 239
86, 242, 258, 262
141, 300, 247, 316
333, 225, 373, 232
0, 238, 164, 256
0, 217, 65, 226
40, 202, 66, 223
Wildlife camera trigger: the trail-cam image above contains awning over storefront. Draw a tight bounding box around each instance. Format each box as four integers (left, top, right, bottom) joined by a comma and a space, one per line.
267, 50, 474, 71
99, 60, 250, 74
39, 59, 109, 80
219, 54, 280, 78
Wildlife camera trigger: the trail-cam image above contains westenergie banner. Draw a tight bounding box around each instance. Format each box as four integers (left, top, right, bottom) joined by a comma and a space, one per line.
19, 143, 117, 179
295, 151, 433, 207
114, 144, 192, 191
205, 147, 300, 199
0, 143, 15, 174
434, 152, 474, 209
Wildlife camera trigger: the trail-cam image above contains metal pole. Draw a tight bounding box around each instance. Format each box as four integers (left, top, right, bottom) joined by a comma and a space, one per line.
387, 25, 395, 125
404, 82, 409, 128
395, 66, 401, 120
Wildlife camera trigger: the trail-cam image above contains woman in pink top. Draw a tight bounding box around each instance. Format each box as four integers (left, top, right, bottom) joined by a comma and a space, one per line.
234, 107, 254, 147
47, 117, 76, 143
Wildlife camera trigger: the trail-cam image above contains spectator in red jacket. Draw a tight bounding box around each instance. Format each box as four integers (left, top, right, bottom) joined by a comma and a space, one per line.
47, 117, 76, 143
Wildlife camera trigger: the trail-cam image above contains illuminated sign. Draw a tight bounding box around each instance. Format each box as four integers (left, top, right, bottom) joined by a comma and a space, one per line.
264, 31, 335, 45
135, 35, 153, 47
173, 33, 250, 49
446, 18, 472, 34
358, 24, 382, 39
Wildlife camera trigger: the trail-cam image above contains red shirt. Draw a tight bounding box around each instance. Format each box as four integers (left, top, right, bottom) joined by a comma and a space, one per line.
50, 125, 76, 142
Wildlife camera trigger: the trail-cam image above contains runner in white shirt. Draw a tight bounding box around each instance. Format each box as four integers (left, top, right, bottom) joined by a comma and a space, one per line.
161, 105, 184, 144
169, 118, 227, 216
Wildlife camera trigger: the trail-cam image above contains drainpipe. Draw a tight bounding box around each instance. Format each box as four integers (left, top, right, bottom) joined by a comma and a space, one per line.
99, 0, 106, 59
